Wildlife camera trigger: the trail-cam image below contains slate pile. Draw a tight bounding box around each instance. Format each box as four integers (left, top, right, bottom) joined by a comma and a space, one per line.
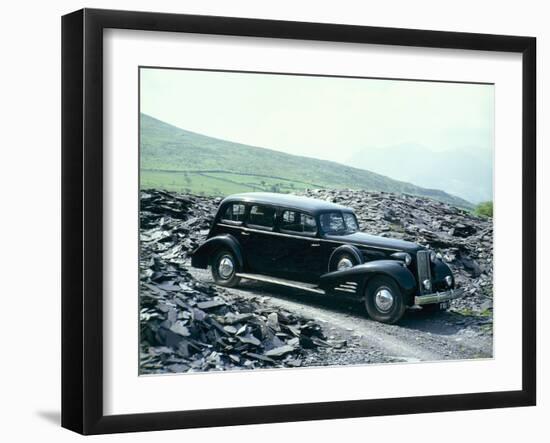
301, 189, 494, 314
139, 190, 326, 374
140, 190, 217, 263
139, 188, 494, 373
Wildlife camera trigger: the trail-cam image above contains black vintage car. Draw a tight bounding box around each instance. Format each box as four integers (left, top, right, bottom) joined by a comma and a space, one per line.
191, 192, 464, 324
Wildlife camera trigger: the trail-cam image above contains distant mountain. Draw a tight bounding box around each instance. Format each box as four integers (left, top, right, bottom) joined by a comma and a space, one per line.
140, 114, 473, 208
347, 144, 492, 204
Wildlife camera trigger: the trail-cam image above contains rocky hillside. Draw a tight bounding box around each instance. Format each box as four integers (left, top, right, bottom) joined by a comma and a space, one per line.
139, 189, 493, 374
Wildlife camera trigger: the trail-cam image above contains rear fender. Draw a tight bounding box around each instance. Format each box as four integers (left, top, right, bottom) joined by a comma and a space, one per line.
190, 234, 244, 269
319, 259, 417, 301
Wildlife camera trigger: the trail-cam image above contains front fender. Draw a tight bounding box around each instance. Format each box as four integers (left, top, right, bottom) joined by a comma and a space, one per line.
190, 234, 244, 269
319, 259, 417, 297
432, 259, 453, 280
432, 258, 455, 288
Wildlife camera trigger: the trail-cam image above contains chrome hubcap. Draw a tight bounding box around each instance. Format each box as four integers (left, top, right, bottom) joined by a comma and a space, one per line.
218, 256, 234, 279
337, 257, 354, 271
374, 287, 394, 312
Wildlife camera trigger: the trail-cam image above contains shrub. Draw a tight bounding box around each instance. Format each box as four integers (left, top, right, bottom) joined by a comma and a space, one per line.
474, 201, 493, 218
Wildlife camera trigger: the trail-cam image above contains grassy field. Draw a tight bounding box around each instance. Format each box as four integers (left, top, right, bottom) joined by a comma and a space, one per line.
140, 113, 472, 207
140, 170, 315, 196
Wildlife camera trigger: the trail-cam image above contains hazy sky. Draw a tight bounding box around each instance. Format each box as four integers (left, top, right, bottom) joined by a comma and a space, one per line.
140, 67, 494, 165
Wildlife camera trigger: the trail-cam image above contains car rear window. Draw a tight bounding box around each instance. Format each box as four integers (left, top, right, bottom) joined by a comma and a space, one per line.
248, 205, 275, 228
221, 203, 246, 223
280, 210, 317, 234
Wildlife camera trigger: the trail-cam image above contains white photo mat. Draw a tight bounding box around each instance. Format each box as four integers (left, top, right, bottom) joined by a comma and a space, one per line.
103, 29, 522, 415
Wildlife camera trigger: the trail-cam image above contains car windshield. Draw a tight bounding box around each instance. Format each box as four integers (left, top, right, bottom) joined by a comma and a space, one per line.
343, 212, 359, 232
320, 211, 359, 234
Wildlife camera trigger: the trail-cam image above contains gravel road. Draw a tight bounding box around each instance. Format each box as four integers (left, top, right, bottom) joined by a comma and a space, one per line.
190, 266, 493, 367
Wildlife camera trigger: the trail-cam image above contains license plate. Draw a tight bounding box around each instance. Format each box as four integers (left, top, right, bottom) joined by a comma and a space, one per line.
439, 301, 450, 310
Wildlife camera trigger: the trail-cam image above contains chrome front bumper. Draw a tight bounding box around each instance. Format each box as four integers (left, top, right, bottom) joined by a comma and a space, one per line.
414, 288, 465, 306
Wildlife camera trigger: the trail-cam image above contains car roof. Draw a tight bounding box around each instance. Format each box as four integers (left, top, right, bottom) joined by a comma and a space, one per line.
220, 192, 352, 214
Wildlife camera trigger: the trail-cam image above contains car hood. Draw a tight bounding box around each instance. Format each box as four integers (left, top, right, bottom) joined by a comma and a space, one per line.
324, 231, 422, 253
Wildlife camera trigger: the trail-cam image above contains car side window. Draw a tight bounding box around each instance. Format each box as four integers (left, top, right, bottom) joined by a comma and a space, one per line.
248, 205, 275, 229
221, 203, 246, 224
280, 210, 317, 235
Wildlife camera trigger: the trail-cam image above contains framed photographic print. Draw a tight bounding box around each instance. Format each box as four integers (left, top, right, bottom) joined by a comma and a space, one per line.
61, 8, 536, 435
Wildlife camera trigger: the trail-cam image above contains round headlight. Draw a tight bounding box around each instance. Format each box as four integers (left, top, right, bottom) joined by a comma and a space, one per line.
390, 252, 412, 266
445, 275, 453, 287
423, 279, 432, 291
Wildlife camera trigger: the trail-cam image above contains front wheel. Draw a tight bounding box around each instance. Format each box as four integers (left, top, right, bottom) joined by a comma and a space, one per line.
365, 276, 406, 324
211, 250, 241, 287
329, 252, 358, 272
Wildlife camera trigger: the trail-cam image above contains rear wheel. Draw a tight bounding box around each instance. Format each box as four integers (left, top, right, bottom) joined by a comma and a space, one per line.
365, 275, 406, 324
211, 250, 241, 287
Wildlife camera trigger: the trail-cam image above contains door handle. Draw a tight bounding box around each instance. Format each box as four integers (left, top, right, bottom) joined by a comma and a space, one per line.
310, 243, 320, 247
241, 231, 250, 236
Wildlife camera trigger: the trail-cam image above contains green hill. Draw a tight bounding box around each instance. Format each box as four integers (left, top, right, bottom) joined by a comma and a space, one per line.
140, 113, 472, 208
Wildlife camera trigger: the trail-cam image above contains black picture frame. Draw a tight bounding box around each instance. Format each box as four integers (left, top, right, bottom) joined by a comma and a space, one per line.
61, 8, 536, 435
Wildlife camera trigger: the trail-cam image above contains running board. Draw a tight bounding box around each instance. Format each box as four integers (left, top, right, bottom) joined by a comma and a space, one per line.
236, 273, 326, 294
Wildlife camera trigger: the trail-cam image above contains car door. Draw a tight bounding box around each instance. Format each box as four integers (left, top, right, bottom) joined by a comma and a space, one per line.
242, 204, 280, 274
276, 210, 324, 283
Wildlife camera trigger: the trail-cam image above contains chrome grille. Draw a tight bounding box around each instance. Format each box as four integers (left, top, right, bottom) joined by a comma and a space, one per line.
416, 250, 432, 294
